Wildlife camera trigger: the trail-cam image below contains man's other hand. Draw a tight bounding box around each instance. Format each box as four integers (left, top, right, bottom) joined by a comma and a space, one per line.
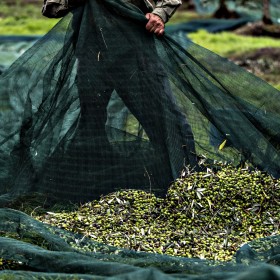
145, 13, 164, 36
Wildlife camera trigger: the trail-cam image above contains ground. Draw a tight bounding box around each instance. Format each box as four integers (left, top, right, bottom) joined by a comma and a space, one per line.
235, 21, 280, 38
231, 47, 280, 89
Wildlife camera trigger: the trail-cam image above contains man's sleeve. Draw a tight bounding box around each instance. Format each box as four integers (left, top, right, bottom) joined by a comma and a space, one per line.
151, 0, 182, 23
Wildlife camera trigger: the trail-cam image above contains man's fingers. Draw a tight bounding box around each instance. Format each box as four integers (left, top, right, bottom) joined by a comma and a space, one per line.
145, 13, 165, 36
154, 27, 164, 36
148, 22, 161, 32
146, 22, 164, 33
146, 19, 158, 30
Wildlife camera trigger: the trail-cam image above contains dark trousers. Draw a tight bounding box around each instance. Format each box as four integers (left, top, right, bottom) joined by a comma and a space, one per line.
76, 46, 197, 178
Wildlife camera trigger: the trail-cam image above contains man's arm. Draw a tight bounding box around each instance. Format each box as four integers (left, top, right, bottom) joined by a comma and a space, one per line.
152, 0, 182, 23
145, 0, 182, 36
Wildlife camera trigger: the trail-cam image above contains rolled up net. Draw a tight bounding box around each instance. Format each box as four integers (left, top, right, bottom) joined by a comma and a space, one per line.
193, 0, 280, 22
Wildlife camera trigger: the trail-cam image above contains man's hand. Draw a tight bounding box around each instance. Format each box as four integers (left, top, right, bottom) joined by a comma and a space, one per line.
145, 13, 165, 36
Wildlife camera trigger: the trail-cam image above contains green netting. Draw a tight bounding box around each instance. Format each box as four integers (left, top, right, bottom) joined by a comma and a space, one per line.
0, 36, 39, 74
0, 208, 280, 279
0, 0, 280, 278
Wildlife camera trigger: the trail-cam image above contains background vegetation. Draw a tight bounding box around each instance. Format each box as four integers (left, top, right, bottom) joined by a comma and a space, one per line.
0, 0, 58, 34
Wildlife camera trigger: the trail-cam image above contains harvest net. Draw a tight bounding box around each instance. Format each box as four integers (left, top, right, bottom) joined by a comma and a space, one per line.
0, 0, 280, 278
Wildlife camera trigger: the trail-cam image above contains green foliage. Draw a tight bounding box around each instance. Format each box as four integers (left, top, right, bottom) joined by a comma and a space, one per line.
0, 1, 58, 35
34, 165, 280, 262
188, 30, 280, 57
0, 17, 58, 35
0, 2, 43, 19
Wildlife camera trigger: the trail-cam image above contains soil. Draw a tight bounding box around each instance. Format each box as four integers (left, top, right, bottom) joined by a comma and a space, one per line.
235, 21, 280, 38
230, 47, 280, 86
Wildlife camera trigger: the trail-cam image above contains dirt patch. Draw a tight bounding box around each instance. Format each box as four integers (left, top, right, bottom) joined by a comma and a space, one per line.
231, 47, 280, 86
235, 21, 280, 38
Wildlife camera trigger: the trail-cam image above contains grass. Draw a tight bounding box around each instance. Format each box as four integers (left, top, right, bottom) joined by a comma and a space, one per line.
0, 2, 58, 35
0, 17, 58, 35
0, 2, 42, 19
188, 29, 280, 57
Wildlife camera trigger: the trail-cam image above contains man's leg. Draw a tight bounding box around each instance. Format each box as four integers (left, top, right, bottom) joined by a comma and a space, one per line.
114, 58, 197, 185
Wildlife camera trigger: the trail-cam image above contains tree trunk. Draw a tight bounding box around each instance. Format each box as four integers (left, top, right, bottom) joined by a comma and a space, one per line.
262, 0, 273, 24
213, 0, 239, 19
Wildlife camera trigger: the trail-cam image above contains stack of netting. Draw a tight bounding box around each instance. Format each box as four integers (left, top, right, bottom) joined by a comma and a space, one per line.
0, 0, 280, 278
193, 0, 280, 23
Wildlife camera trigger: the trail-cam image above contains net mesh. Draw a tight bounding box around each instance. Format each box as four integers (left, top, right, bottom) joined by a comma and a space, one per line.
0, 0, 280, 278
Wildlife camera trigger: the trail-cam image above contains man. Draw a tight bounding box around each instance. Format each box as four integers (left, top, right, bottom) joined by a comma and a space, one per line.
39, 0, 196, 201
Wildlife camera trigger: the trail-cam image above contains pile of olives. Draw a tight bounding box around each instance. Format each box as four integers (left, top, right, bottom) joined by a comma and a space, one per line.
36, 165, 279, 261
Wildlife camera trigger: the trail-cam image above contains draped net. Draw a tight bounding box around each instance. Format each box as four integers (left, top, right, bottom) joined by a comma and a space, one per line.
0, 0, 280, 278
